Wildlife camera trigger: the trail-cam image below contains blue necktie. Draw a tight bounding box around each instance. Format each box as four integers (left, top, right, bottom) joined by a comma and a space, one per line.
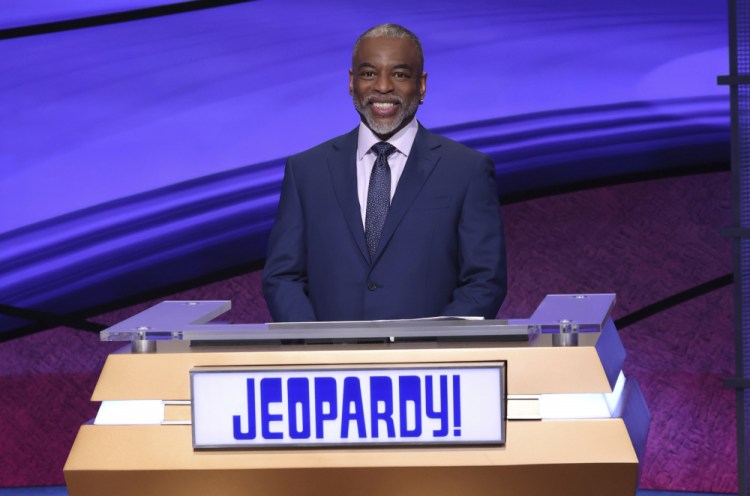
365, 142, 396, 261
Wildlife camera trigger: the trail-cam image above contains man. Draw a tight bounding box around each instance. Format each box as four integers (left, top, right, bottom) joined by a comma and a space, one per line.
262, 23, 506, 322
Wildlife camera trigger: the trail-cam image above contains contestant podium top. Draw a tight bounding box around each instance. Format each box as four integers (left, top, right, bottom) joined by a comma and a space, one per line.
100, 293, 615, 344
92, 293, 625, 399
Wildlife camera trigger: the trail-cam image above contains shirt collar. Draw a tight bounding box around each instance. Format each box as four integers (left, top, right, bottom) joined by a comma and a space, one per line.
356, 117, 419, 161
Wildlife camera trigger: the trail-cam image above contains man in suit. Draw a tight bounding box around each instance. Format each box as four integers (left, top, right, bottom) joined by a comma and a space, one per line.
262, 23, 506, 322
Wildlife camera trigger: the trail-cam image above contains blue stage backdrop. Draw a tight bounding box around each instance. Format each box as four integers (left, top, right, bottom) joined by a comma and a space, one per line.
0, 0, 194, 30
0, 0, 729, 333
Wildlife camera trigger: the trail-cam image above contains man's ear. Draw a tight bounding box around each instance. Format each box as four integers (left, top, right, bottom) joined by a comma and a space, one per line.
419, 72, 428, 103
349, 69, 354, 96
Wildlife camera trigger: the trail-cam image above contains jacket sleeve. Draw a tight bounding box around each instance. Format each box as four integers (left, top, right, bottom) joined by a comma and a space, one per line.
262, 158, 317, 322
440, 154, 507, 319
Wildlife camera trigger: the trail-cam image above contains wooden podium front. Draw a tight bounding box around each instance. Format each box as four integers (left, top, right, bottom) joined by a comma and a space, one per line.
64, 294, 649, 496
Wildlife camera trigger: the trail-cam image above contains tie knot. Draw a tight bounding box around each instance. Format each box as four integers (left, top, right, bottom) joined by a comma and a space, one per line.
372, 142, 396, 158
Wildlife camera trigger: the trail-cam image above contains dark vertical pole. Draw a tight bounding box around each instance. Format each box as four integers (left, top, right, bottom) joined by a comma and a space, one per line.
723, 0, 750, 493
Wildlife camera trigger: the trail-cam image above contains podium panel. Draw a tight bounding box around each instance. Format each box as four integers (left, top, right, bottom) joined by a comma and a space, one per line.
64, 294, 649, 496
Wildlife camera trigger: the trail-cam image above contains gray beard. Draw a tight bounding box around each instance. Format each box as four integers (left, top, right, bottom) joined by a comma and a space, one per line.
353, 95, 420, 137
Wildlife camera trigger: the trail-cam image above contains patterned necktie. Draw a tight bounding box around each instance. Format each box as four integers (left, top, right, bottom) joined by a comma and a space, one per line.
365, 142, 396, 261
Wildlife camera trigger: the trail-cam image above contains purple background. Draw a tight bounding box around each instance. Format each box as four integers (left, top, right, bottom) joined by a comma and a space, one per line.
0, 0, 729, 334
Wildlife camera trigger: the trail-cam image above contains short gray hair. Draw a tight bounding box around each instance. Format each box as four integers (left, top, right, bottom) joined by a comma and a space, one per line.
353, 23, 424, 71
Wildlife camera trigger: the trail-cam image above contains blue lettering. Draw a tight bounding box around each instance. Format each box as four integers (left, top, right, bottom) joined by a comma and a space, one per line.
260, 378, 283, 439
340, 377, 366, 438
314, 377, 337, 439
369, 376, 395, 438
399, 375, 422, 437
232, 378, 256, 440
425, 375, 449, 437
287, 378, 311, 439
232, 372, 458, 444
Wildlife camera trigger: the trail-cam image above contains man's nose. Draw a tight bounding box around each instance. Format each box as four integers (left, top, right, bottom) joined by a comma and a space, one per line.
373, 73, 393, 93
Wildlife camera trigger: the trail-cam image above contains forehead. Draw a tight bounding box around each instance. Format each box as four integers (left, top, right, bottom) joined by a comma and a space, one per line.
353, 37, 420, 68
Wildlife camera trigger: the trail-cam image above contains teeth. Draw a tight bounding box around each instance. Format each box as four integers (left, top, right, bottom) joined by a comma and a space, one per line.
372, 102, 395, 109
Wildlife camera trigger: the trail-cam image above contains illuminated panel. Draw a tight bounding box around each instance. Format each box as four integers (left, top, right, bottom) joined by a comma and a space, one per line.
190, 365, 506, 449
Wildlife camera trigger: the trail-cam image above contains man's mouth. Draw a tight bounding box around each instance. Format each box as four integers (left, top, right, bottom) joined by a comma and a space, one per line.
369, 100, 400, 117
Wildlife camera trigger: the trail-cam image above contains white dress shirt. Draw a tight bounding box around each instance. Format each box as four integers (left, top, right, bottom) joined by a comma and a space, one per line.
356, 117, 419, 227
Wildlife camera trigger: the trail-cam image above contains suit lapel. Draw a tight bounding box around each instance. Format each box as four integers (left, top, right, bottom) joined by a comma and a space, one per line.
327, 128, 370, 262
373, 126, 441, 264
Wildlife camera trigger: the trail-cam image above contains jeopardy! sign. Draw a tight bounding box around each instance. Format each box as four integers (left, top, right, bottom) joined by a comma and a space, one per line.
191, 364, 506, 449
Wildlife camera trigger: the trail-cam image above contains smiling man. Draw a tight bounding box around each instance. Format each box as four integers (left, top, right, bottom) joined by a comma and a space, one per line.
262, 23, 507, 322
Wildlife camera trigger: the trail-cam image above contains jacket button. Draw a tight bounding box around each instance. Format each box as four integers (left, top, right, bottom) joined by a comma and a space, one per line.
367, 281, 377, 291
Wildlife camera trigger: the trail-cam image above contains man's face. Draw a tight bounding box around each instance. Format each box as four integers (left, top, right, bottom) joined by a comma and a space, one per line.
350, 37, 427, 140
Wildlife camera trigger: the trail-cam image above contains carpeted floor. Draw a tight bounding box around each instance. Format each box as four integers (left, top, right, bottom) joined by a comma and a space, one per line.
0, 171, 735, 492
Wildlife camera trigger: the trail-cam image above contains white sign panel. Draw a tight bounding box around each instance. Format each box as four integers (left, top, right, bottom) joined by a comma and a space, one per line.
191, 364, 506, 449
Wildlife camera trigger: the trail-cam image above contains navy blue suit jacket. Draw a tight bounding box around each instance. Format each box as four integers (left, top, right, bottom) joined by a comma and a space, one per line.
262, 124, 506, 322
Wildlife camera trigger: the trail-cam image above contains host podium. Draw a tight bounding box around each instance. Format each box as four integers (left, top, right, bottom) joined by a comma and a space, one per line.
64, 294, 649, 496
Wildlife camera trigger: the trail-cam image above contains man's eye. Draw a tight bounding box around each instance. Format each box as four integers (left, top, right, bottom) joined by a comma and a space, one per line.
394, 72, 411, 79
360, 71, 376, 78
